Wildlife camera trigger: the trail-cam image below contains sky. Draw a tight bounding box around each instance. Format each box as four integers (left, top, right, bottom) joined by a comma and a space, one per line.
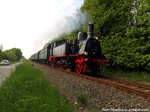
0, 0, 84, 58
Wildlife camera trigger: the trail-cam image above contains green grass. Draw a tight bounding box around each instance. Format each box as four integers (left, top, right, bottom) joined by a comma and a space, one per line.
101, 68, 150, 82
0, 61, 74, 112
77, 93, 87, 106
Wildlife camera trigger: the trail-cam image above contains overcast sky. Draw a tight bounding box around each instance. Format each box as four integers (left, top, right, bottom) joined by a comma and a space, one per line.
0, 0, 84, 58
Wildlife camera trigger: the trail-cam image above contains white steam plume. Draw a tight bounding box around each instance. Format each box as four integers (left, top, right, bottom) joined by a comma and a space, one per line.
44, 10, 87, 41
33, 1, 87, 59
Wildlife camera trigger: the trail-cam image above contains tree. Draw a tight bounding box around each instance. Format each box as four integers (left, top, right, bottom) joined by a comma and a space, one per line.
12, 48, 22, 61
0, 50, 2, 61
0, 44, 3, 51
81, 0, 133, 37
3, 48, 22, 62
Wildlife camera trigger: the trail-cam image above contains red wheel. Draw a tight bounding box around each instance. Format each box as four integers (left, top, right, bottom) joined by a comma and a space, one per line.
76, 62, 83, 74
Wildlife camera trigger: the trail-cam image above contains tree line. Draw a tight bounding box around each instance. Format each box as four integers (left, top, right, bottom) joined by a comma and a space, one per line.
0, 48, 22, 62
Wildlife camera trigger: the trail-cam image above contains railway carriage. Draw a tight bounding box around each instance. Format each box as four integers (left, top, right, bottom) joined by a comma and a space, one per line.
30, 52, 39, 62
38, 44, 51, 64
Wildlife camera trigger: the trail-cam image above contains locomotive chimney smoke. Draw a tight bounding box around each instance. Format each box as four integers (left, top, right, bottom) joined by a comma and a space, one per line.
87, 23, 94, 38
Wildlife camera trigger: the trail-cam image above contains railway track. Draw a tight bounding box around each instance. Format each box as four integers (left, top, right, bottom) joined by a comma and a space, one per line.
57, 67, 150, 98
33, 62, 150, 98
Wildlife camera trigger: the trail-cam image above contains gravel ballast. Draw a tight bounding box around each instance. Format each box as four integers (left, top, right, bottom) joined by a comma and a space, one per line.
33, 62, 150, 112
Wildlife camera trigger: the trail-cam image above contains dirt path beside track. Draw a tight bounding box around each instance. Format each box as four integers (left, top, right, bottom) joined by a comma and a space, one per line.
0, 62, 21, 86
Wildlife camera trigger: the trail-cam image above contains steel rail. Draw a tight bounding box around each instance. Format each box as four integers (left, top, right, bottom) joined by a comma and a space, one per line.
106, 76, 150, 90
33, 62, 150, 98
80, 74, 150, 98
60, 68, 150, 98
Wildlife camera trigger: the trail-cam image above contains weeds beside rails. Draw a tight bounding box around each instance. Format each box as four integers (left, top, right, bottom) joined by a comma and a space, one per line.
101, 68, 150, 82
0, 61, 74, 112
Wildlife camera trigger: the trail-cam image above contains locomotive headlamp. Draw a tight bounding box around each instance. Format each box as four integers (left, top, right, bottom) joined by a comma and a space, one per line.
84, 51, 88, 55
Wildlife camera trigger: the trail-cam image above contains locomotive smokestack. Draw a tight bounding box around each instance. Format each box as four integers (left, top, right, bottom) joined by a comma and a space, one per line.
87, 23, 94, 38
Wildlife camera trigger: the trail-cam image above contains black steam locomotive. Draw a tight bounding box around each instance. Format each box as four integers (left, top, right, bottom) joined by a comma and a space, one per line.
30, 23, 108, 74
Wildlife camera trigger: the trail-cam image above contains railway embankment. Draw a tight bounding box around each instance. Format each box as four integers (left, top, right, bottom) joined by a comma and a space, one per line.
33, 62, 150, 112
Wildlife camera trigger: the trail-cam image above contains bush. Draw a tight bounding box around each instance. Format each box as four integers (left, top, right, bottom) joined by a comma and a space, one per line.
102, 35, 150, 71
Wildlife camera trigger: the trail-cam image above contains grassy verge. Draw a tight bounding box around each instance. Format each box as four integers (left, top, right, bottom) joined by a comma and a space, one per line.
0, 61, 74, 112
101, 68, 150, 82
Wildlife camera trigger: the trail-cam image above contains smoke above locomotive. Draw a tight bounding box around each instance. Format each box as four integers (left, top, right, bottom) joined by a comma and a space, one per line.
30, 23, 109, 74
31, 9, 88, 59
43, 10, 88, 44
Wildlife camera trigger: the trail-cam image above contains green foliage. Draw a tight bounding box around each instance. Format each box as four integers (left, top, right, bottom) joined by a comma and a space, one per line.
63, 31, 78, 40
102, 36, 150, 70
0, 48, 22, 62
127, 0, 150, 38
77, 93, 87, 106
0, 61, 74, 112
81, 0, 133, 37
101, 68, 150, 82
45, 31, 78, 47
0, 50, 2, 61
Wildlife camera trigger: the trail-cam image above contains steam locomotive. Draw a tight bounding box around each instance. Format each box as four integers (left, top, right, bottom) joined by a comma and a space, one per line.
30, 23, 109, 74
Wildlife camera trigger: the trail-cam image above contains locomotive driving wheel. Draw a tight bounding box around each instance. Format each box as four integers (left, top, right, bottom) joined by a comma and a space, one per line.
76, 62, 83, 74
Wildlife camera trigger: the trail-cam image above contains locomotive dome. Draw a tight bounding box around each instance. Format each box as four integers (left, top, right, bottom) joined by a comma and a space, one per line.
77, 32, 87, 41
